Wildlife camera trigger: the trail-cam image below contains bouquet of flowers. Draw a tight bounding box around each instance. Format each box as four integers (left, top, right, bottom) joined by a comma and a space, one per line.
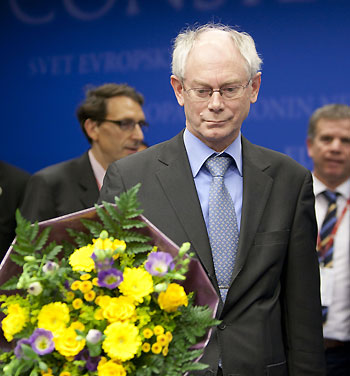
0, 184, 219, 376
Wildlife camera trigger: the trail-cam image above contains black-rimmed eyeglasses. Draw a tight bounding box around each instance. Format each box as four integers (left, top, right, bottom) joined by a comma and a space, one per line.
95, 119, 149, 132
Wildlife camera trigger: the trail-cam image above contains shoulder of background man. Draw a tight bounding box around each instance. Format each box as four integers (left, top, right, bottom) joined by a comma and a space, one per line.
107, 131, 184, 173
29, 151, 93, 186
0, 160, 30, 188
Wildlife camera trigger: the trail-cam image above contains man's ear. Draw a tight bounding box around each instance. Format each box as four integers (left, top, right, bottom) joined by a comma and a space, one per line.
84, 119, 99, 142
250, 72, 262, 104
306, 137, 314, 158
170, 75, 185, 106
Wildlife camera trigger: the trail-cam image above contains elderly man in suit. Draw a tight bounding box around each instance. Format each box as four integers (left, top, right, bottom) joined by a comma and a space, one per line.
99, 23, 326, 375
21, 83, 147, 222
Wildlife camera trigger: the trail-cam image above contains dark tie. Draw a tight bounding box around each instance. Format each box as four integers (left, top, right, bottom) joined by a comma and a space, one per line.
205, 155, 239, 302
318, 190, 338, 322
318, 190, 338, 266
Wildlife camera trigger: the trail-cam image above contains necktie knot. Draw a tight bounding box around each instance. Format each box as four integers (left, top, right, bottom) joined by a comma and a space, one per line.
322, 190, 338, 204
205, 155, 232, 178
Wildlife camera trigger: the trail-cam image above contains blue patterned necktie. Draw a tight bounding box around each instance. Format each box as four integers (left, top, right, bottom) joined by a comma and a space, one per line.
318, 190, 338, 266
205, 155, 239, 302
318, 190, 338, 322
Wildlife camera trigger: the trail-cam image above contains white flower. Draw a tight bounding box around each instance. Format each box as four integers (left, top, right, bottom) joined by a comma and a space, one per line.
86, 329, 102, 344
27, 282, 43, 296
42, 261, 59, 274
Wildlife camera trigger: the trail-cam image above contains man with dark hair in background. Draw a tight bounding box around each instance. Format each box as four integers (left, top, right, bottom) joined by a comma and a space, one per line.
99, 23, 325, 375
306, 104, 350, 376
21, 83, 147, 222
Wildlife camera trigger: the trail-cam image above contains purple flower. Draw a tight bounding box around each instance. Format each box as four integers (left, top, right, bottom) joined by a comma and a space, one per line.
145, 252, 174, 276
14, 338, 31, 358
97, 268, 123, 289
92, 252, 114, 271
76, 349, 101, 371
29, 328, 54, 355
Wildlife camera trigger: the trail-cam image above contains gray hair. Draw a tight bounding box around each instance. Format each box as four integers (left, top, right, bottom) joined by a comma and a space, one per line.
171, 23, 263, 80
307, 104, 350, 140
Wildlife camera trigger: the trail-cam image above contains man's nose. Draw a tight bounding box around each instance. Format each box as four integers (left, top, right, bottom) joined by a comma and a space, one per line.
131, 123, 144, 140
207, 91, 224, 111
329, 138, 342, 151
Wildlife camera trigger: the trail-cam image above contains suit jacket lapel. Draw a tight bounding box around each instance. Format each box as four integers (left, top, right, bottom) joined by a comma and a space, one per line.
154, 132, 216, 278
76, 152, 100, 208
229, 136, 273, 285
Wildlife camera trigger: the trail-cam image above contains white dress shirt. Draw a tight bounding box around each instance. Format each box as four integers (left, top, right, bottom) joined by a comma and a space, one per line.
313, 176, 350, 341
88, 149, 106, 190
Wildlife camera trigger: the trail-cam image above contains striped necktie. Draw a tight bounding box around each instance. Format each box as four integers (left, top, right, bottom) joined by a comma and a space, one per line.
205, 155, 239, 302
318, 190, 338, 267
318, 190, 338, 322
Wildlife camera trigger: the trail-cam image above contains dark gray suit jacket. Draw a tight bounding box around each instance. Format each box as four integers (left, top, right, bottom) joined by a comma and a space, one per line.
21, 152, 99, 222
99, 132, 326, 376
0, 161, 30, 259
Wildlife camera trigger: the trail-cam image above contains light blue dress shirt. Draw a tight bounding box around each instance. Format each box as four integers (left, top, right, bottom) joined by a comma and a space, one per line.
183, 129, 243, 231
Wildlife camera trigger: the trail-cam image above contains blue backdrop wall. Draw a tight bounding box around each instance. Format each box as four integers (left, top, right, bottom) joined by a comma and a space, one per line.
1, 0, 350, 174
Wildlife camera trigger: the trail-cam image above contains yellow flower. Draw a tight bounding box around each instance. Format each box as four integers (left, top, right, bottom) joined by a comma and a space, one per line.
69, 244, 95, 272
70, 321, 85, 332
165, 331, 173, 343
54, 327, 86, 357
59, 372, 71, 376
71, 280, 81, 291
7, 304, 25, 315
79, 280, 93, 293
97, 360, 126, 376
142, 342, 151, 352
151, 342, 162, 354
80, 273, 91, 280
157, 334, 168, 346
142, 328, 153, 339
158, 283, 188, 312
103, 322, 141, 361
162, 345, 169, 356
38, 302, 70, 335
118, 267, 154, 303
2, 315, 26, 342
96, 295, 112, 308
1, 304, 28, 341
94, 308, 104, 321
84, 290, 96, 302
65, 291, 75, 302
41, 368, 53, 375
102, 296, 136, 323
92, 277, 99, 286
153, 325, 164, 336
72, 298, 83, 310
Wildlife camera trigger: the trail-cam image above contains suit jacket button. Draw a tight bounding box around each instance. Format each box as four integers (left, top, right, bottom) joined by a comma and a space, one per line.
218, 322, 226, 330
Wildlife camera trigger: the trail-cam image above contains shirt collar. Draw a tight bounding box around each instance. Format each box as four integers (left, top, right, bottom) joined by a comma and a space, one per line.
88, 149, 106, 189
183, 128, 243, 178
312, 175, 350, 199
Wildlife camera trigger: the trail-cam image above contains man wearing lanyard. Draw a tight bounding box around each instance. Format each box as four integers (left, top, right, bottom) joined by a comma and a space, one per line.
307, 104, 350, 376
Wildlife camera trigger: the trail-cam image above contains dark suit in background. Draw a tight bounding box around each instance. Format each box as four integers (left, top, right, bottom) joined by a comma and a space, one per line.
0, 161, 30, 259
20, 152, 98, 222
